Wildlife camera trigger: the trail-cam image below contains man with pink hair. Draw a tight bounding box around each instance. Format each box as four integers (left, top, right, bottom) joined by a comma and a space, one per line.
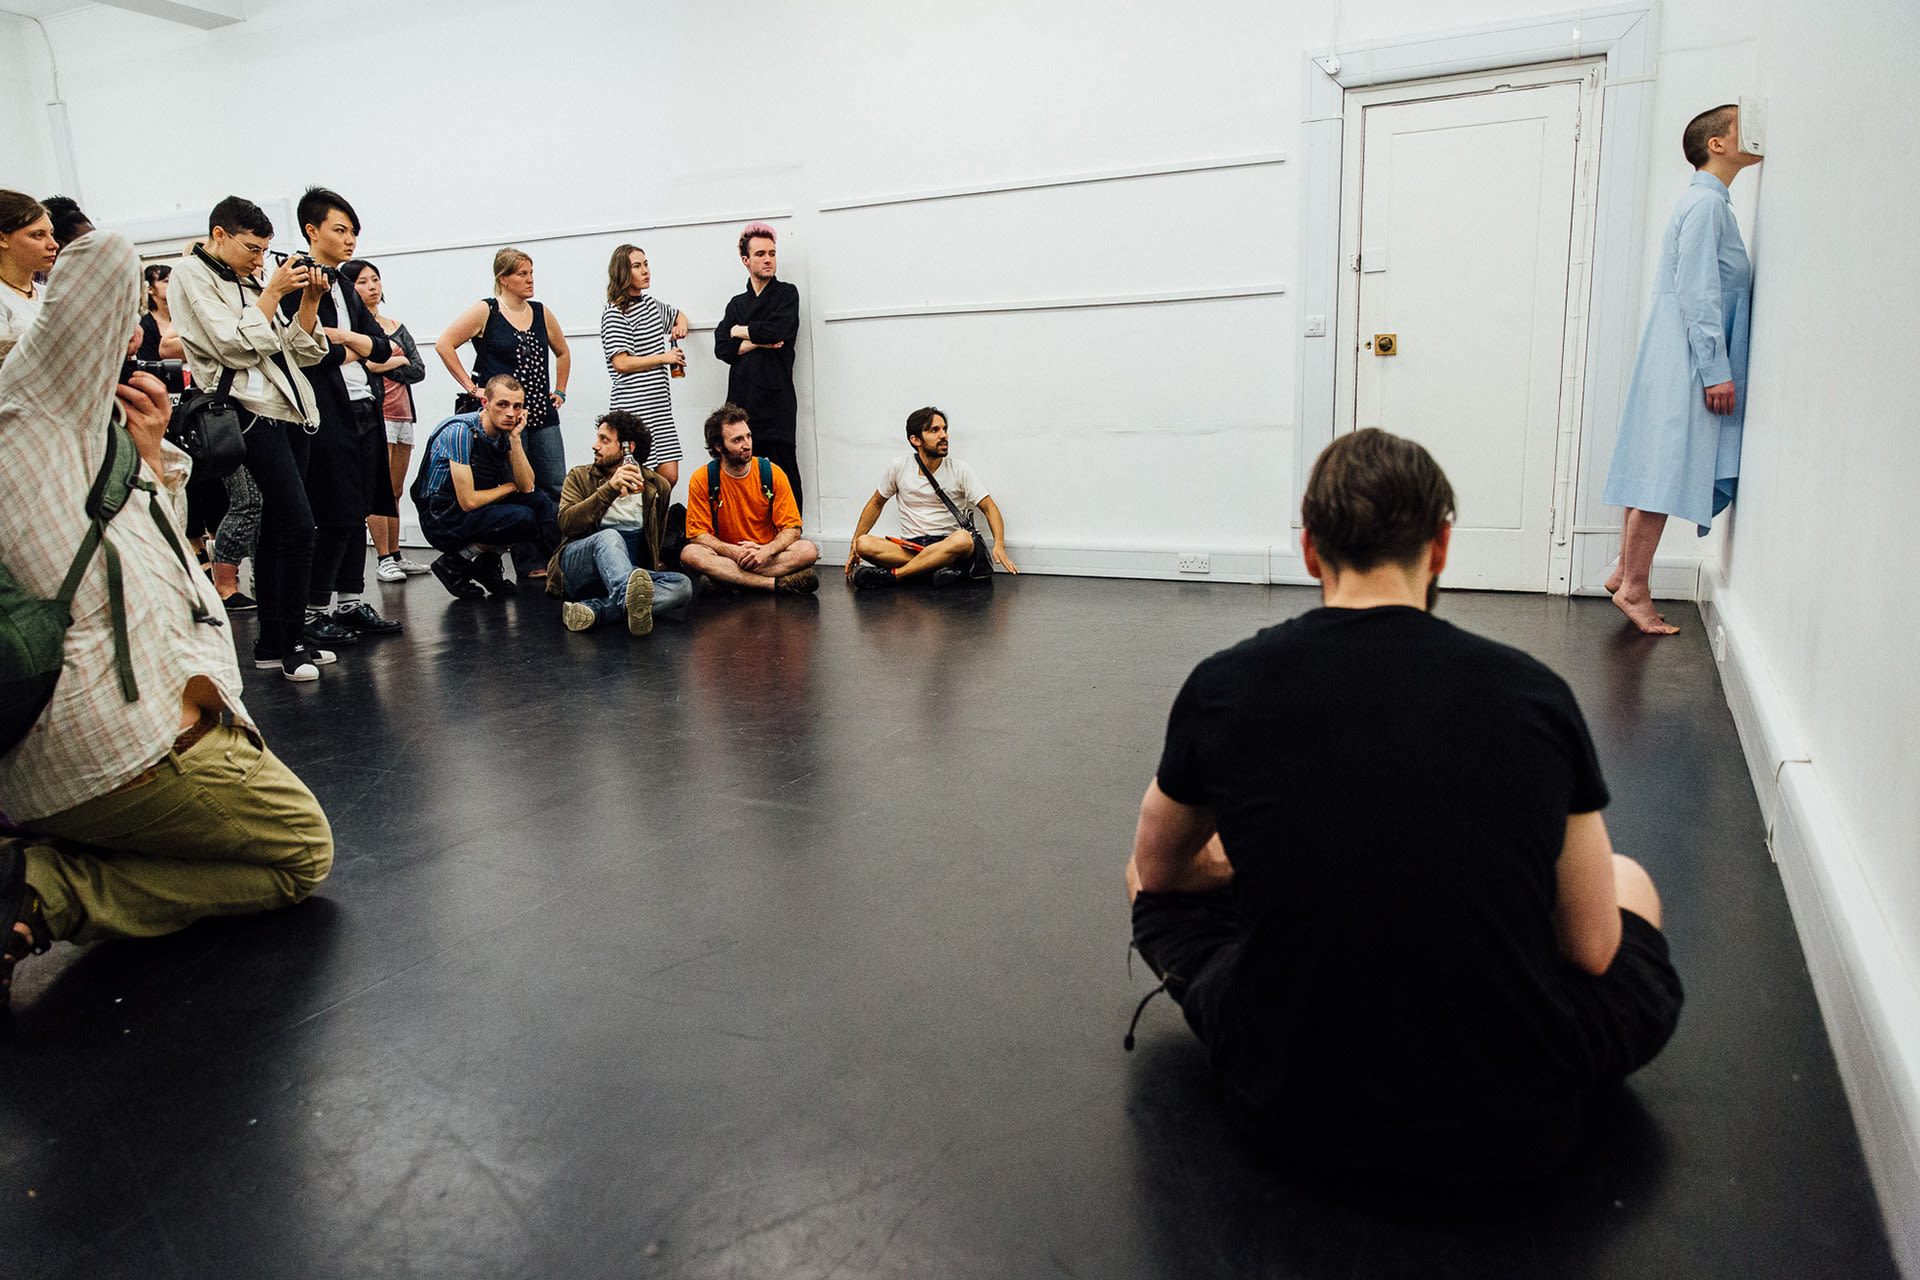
713, 223, 804, 513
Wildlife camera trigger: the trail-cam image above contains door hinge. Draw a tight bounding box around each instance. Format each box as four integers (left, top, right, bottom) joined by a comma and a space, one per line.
1349, 253, 1362, 273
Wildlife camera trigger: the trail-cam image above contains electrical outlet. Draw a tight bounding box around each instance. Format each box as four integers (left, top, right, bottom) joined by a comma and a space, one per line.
1177, 553, 1211, 575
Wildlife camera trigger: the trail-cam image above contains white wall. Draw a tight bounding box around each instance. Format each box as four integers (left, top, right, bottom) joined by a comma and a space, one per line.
0, 15, 60, 197
1697, 0, 1920, 1266
12, 3, 1918, 1250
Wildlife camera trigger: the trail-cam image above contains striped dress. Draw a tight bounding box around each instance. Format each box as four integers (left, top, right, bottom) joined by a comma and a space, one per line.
600, 295, 683, 466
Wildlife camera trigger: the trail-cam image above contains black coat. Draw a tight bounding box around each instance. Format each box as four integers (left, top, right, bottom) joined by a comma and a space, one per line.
713, 278, 799, 442
281, 277, 392, 524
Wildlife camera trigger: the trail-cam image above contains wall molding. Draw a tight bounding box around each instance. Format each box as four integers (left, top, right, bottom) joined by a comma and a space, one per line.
1700, 564, 1919, 1276
366, 209, 794, 261
818, 153, 1287, 214
822, 284, 1286, 326
812, 538, 1283, 585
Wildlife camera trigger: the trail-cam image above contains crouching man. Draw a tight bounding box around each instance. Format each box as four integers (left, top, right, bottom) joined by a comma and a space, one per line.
1125, 428, 1681, 1181
413, 374, 560, 599
3, 232, 332, 1007
548, 410, 693, 634
679, 402, 820, 594
845, 406, 1015, 588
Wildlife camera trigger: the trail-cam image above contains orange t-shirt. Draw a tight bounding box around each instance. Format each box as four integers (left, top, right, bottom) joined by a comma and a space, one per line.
685, 460, 802, 544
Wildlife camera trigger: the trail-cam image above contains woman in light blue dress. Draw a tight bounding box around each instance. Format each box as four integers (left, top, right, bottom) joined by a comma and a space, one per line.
1603, 104, 1761, 633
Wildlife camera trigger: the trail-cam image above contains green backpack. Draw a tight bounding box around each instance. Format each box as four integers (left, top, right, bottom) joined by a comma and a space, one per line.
0, 418, 211, 755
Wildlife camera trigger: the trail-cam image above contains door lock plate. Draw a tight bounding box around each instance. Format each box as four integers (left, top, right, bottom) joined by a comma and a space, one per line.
1372, 333, 1397, 355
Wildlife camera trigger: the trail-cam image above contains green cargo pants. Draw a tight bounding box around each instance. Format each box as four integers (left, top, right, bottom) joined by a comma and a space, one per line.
19, 723, 333, 944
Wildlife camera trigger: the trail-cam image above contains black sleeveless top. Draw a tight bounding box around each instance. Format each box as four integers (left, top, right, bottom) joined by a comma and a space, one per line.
471, 298, 556, 431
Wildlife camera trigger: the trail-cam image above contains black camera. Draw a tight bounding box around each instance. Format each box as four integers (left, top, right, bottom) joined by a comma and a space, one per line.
120, 357, 188, 395
273, 250, 339, 286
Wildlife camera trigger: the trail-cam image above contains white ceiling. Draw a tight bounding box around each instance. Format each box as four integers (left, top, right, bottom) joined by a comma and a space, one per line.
0, 1, 96, 21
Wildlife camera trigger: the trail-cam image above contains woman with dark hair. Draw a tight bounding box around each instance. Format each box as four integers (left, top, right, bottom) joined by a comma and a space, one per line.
436, 247, 571, 576
600, 244, 690, 488
138, 264, 186, 360
341, 259, 431, 583
0, 191, 55, 345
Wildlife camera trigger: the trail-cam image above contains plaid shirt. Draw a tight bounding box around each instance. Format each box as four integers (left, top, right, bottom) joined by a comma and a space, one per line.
0, 232, 253, 821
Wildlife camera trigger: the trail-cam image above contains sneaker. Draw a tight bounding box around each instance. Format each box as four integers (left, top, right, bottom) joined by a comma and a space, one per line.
333, 601, 403, 635
255, 645, 336, 671
851, 564, 896, 590
469, 552, 517, 598
281, 644, 330, 682
561, 600, 596, 631
929, 568, 968, 588
375, 557, 408, 583
303, 617, 359, 646
625, 568, 655, 636
431, 553, 487, 600
775, 567, 820, 596
392, 556, 432, 576
221, 591, 258, 613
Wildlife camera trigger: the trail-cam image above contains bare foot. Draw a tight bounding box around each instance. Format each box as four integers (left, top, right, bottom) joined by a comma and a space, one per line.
1612, 588, 1679, 635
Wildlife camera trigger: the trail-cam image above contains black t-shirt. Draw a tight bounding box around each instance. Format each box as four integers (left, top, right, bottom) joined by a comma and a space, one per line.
1156, 605, 1610, 1176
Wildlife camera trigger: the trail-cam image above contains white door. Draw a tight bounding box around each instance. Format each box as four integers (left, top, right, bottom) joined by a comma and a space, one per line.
1348, 83, 1582, 591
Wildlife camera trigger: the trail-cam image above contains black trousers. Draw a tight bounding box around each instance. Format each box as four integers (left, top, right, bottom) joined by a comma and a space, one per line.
239, 414, 315, 657
757, 437, 803, 516
309, 400, 383, 606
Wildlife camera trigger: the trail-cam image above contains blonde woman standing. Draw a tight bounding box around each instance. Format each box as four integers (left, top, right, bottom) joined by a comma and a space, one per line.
437, 248, 571, 576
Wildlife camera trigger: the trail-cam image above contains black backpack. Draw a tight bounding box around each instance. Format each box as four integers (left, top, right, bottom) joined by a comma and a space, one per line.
0, 417, 211, 754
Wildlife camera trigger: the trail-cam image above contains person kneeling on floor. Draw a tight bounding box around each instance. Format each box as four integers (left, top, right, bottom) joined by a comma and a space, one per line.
845, 405, 1016, 589
412, 374, 559, 600
3, 231, 333, 1009
1124, 427, 1682, 1182
679, 402, 820, 595
548, 410, 692, 635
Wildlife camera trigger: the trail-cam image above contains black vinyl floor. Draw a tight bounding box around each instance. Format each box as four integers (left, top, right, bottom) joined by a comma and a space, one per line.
1, 565, 1899, 1279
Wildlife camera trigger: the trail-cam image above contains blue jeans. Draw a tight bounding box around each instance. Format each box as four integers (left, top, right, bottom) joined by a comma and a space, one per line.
512, 426, 568, 575
420, 489, 561, 555
559, 527, 692, 623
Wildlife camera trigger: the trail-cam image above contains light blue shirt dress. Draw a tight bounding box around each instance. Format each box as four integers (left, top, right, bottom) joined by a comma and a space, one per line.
1602, 172, 1753, 534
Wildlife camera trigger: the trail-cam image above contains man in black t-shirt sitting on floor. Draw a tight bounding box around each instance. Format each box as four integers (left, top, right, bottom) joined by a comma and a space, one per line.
1126, 428, 1681, 1181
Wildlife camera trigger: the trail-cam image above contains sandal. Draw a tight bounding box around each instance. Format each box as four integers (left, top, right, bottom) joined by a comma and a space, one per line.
1, 839, 53, 1010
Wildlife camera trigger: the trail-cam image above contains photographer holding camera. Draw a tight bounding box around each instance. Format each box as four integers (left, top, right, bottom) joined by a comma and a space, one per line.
1, 229, 333, 1010
282, 187, 402, 645
170, 195, 336, 680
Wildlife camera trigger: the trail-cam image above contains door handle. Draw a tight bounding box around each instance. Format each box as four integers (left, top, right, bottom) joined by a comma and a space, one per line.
1371, 333, 1397, 356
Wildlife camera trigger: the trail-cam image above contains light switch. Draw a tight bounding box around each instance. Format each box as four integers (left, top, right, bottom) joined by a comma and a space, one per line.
1739, 95, 1767, 156
1305, 315, 1327, 337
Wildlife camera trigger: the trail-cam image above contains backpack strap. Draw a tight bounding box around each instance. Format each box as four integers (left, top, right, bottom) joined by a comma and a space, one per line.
758, 455, 773, 504
708, 460, 722, 525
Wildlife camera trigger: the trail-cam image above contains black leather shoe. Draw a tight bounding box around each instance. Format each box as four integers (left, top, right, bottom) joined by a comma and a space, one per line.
332, 601, 402, 635
469, 552, 517, 597
303, 617, 359, 646
431, 554, 487, 600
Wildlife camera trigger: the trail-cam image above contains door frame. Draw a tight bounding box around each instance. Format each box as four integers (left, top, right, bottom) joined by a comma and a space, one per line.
1334, 63, 1603, 593
1293, 4, 1662, 594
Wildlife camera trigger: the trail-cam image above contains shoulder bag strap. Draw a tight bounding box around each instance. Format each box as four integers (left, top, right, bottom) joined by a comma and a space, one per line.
914, 454, 974, 531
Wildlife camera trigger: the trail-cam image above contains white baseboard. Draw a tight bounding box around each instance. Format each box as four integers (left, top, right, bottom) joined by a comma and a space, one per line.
813, 538, 1286, 584
1700, 566, 1919, 1275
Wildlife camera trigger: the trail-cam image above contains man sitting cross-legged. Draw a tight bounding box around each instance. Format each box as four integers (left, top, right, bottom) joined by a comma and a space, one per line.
548, 410, 693, 635
679, 402, 820, 594
845, 405, 1016, 588
413, 374, 560, 600
1125, 428, 1682, 1182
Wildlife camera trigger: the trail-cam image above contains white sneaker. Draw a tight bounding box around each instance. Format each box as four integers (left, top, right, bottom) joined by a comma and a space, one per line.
561, 601, 596, 631
375, 558, 408, 583
393, 556, 432, 576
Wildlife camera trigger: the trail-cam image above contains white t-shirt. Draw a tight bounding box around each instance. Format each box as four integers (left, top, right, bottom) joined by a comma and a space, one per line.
0, 286, 43, 347
331, 281, 372, 401
879, 454, 989, 542
602, 490, 647, 531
